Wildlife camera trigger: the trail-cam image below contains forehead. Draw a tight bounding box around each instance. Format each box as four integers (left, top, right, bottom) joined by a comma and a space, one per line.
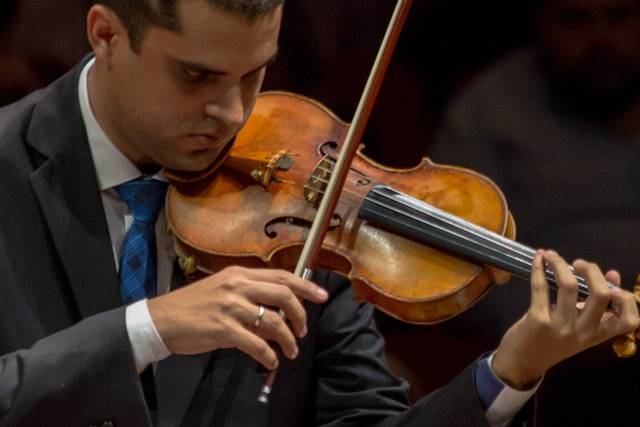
142, 0, 282, 74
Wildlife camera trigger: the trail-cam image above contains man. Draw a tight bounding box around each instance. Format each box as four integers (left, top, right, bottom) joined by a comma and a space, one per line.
0, 1, 637, 426
430, 0, 640, 425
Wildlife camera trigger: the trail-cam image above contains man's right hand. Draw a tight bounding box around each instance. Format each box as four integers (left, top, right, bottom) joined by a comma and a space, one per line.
147, 266, 329, 370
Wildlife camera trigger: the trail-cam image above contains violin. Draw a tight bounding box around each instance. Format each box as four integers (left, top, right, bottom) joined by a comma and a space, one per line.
167, 90, 517, 325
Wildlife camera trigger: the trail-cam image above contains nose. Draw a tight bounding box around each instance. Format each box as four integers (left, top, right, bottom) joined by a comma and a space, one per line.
204, 84, 245, 131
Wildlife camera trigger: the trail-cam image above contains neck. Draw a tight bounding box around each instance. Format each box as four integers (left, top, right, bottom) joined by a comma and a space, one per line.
88, 62, 156, 170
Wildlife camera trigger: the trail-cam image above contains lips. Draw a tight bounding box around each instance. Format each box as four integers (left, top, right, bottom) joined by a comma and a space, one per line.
188, 133, 222, 149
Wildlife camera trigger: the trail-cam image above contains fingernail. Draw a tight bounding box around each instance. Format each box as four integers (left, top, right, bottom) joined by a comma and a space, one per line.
611, 286, 622, 293
301, 324, 308, 337
316, 287, 328, 298
291, 347, 299, 359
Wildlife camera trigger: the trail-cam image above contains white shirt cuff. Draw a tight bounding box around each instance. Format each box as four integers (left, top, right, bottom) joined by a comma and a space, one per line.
125, 299, 171, 373
485, 352, 541, 427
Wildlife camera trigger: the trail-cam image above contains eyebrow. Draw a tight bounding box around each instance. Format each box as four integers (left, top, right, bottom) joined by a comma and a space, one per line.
177, 49, 279, 78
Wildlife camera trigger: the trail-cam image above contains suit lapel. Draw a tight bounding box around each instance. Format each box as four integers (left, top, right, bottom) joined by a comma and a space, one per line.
26, 60, 121, 318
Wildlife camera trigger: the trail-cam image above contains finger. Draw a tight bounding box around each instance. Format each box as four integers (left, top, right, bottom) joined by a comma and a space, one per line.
607, 286, 640, 338
230, 322, 279, 370
251, 307, 300, 360
574, 259, 611, 333
530, 249, 550, 314
239, 268, 328, 303
604, 270, 621, 287
594, 289, 640, 345
244, 281, 308, 338
544, 251, 578, 324
230, 299, 299, 360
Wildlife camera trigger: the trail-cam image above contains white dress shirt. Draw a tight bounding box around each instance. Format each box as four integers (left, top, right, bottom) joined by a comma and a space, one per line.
78, 58, 172, 372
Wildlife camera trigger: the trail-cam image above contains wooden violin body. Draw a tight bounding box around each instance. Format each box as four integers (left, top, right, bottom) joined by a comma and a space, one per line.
167, 91, 515, 324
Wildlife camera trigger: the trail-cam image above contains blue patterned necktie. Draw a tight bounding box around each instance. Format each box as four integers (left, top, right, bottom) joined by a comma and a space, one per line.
116, 178, 168, 305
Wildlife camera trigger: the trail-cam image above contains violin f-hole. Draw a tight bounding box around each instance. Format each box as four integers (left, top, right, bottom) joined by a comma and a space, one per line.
264, 214, 342, 239
318, 141, 339, 157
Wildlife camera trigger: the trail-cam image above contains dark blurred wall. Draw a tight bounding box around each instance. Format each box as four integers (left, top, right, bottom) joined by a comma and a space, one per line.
0, 0, 91, 104
1, 1, 535, 165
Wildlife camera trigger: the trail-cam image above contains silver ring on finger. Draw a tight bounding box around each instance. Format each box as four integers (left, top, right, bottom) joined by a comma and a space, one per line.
254, 305, 266, 328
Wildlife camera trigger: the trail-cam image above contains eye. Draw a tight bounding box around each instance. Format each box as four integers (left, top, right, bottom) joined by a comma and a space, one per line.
181, 66, 208, 82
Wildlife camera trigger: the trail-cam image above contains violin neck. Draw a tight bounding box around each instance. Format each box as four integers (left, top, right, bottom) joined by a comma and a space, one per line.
358, 184, 593, 299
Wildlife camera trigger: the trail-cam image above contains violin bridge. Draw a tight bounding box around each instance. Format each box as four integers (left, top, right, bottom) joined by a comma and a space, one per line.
305, 157, 332, 208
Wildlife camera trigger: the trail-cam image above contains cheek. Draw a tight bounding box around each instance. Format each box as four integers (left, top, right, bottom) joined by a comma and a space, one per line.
242, 96, 258, 125
135, 69, 204, 121
146, 92, 206, 134
240, 72, 266, 121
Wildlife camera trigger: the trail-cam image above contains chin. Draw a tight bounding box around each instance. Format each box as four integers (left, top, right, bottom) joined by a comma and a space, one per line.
164, 152, 220, 173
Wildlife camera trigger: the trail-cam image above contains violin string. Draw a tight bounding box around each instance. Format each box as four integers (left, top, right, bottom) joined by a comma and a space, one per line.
302, 184, 363, 208
301, 169, 536, 270
301, 174, 592, 297
276, 160, 598, 299
276, 168, 370, 200
369, 195, 593, 300
314, 163, 372, 188
302, 170, 538, 270
307, 165, 371, 198
367, 186, 598, 297
372, 186, 592, 291
310, 158, 594, 294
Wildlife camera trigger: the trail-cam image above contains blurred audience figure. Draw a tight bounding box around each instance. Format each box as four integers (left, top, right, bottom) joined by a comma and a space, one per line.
430, 0, 640, 425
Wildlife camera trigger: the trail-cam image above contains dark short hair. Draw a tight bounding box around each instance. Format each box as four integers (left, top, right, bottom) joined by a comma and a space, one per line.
96, 0, 284, 52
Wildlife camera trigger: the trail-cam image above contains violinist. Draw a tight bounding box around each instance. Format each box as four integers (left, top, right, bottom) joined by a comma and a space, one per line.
0, 1, 636, 426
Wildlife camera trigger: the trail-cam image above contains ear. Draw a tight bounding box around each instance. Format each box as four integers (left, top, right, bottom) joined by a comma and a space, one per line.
86, 5, 129, 62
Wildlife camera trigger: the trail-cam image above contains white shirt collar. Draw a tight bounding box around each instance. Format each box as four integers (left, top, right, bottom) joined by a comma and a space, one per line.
78, 58, 164, 190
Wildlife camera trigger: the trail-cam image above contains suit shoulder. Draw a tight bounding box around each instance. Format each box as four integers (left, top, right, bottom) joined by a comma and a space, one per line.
0, 88, 47, 145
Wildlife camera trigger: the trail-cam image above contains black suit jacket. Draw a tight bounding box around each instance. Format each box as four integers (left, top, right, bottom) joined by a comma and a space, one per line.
0, 59, 490, 426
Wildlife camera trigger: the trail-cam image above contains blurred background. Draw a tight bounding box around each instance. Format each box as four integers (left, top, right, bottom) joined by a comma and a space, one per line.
4, 1, 640, 425
0, 0, 534, 157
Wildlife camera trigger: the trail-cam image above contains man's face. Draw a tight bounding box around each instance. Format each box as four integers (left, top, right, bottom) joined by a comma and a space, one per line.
537, 0, 640, 107
99, 0, 281, 172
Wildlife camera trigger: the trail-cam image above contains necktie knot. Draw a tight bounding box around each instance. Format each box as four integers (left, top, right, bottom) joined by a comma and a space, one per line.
116, 178, 168, 223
